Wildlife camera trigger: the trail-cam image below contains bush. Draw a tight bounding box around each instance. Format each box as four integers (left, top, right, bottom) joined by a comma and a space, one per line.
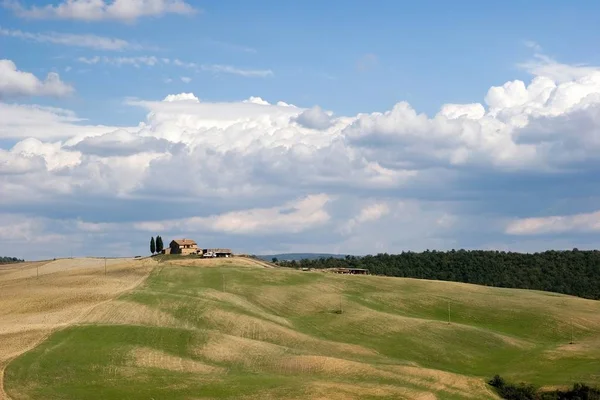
490, 375, 506, 388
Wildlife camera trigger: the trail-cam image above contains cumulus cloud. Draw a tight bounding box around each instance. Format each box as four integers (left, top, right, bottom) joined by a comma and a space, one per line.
0, 148, 45, 174
4, 55, 600, 257
162, 92, 199, 102
11, 138, 81, 170
180, 76, 191, 83
4, 0, 196, 22
0, 59, 73, 98
243, 96, 270, 105
0, 26, 136, 50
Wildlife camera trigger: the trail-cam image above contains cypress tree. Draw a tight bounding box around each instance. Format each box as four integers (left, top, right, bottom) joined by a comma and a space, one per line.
150, 237, 156, 254
156, 236, 163, 253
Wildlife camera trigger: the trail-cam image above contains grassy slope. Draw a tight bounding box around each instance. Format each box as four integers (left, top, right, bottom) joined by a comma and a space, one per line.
6, 260, 600, 400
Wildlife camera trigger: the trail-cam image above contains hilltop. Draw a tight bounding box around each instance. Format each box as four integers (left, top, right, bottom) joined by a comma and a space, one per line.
2, 257, 600, 399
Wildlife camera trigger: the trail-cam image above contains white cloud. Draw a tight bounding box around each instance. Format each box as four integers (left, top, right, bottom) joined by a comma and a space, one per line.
0, 59, 73, 98
340, 202, 390, 234
523, 40, 542, 52
135, 194, 331, 235
78, 55, 158, 67
162, 92, 199, 102
0, 26, 136, 50
0, 214, 64, 243
180, 76, 191, 83
518, 53, 600, 83
11, 138, 81, 170
0, 102, 118, 140
4, 54, 600, 257
0, 148, 45, 174
76, 56, 273, 77
4, 0, 196, 22
199, 64, 273, 78
78, 56, 101, 65
506, 211, 600, 235
242, 96, 270, 105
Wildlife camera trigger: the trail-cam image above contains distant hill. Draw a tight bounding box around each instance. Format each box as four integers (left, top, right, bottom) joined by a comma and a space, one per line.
255, 253, 348, 261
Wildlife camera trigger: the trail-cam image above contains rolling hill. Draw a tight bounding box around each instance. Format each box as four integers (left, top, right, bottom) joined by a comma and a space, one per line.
2, 257, 600, 399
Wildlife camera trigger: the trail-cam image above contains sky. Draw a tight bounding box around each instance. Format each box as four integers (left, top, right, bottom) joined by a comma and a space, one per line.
2, 0, 600, 260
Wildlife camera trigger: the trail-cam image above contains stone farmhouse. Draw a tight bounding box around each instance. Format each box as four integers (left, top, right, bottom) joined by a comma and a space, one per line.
168, 239, 198, 255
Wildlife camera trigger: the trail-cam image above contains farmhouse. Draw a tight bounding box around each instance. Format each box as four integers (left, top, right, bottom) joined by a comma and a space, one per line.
169, 239, 199, 255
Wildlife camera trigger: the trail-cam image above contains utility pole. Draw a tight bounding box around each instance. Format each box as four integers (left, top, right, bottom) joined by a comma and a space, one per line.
104, 257, 107, 275
339, 292, 343, 314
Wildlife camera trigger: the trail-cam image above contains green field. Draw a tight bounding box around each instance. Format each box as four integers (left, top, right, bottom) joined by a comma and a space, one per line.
6, 260, 600, 399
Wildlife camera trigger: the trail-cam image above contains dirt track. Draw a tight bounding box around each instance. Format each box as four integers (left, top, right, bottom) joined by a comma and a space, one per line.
0, 257, 155, 400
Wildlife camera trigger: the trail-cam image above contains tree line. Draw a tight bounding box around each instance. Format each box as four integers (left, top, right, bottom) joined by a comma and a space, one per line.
0, 256, 24, 264
150, 236, 164, 254
489, 375, 600, 399
276, 249, 600, 300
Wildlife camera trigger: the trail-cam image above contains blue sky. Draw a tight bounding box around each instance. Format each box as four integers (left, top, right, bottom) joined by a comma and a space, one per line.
4, 0, 600, 123
2, 0, 600, 259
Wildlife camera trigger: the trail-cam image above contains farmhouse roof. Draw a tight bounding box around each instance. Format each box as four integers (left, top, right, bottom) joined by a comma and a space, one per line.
172, 239, 197, 246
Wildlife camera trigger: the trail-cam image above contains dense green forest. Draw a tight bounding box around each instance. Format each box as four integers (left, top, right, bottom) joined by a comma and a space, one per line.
276, 249, 600, 300
0, 256, 24, 264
